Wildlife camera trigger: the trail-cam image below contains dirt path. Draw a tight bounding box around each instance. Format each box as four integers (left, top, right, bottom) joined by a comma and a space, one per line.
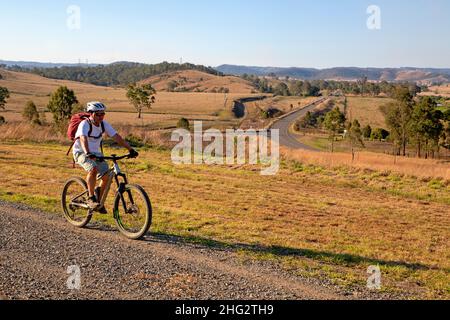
0, 201, 344, 300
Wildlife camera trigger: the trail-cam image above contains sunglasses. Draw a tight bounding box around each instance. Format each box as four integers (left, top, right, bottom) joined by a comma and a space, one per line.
95, 113, 106, 117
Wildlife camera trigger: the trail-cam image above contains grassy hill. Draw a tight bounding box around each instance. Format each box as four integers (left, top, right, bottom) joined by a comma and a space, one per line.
7, 61, 223, 87
0, 68, 261, 128
140, 70, 256, 93
216, 65, 450, 84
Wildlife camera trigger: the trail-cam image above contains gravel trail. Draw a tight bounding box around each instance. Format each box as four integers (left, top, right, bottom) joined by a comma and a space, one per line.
0, 200, 347, 300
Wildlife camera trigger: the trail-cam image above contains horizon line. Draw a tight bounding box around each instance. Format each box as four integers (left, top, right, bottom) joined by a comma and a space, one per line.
1, 58, 449, 70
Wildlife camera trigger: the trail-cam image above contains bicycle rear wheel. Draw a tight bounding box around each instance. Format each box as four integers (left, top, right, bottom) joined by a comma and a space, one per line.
61, 177, 92, 228
113, 184, 152, 240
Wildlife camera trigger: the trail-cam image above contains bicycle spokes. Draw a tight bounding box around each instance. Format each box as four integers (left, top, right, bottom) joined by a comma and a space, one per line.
114, 184, 151, 239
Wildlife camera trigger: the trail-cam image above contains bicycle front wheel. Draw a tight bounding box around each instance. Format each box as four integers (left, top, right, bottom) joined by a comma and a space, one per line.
61, 177, 92, 228
113, 184, 152, 240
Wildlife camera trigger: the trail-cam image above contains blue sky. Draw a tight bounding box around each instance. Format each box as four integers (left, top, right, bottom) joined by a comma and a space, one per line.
1, 0, 449, 68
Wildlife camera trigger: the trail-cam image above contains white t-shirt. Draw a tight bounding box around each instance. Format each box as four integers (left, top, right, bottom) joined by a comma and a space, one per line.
73, 120, 117, 155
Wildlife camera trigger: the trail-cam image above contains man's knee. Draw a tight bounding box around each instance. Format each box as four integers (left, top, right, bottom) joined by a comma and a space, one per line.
88, 166, 98, 176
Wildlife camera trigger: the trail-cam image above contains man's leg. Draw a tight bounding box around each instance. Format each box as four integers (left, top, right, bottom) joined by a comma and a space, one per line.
86, 167, 98, 198
99, 174, 110, 202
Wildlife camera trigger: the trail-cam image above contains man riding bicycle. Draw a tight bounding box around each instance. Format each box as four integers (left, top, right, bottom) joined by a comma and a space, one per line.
73, 102, 138, 212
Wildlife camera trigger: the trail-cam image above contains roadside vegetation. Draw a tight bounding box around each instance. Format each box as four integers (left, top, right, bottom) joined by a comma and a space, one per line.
293, 86, 450, 159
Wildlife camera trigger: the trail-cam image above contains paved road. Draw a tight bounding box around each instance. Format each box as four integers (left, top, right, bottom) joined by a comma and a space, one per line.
270, 98, 327, 151
0, 201, 344, 300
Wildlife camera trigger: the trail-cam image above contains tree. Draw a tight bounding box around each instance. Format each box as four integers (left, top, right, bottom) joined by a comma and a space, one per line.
177, 117, 190, 130
126, 83, 156, 119
441, 109, 450, 150
410, 96, 443, 158
347, 120, 365, 160
167, 80, 178, 92
381, 86, 414, 156
47, 86, 78, 125
370, 128, 389, 141
22, 101, 41, 125
297, 111, 317, 129
0, 86, 10, 110
273, 82, 289, 96
323, 107, 346, 152
362, 124, 372, 139
301, 81, 312, 96
357, 76, 368, 96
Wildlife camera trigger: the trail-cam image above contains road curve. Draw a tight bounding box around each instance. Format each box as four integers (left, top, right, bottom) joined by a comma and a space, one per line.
270, 98, 327, 151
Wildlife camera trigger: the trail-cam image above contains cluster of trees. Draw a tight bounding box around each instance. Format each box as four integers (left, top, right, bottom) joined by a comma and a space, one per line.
241, 73, 424, 98
8, 62, 223, 87
211, 87, 230, 93
381, 88, 449, 158
261, 107, 283, 119
294, 86, 450, 157
241, 74, 273, 93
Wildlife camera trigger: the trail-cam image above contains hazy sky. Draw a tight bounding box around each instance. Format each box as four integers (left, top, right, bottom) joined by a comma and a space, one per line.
1, 0, 449, 68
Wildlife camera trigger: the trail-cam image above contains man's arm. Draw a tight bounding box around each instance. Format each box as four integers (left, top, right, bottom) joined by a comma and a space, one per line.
112, 134, 133, 151
80, 136, 90, 154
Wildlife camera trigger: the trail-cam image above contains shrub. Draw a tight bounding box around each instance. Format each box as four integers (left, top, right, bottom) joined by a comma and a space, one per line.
371, 128, 390, 141
177, 117, 190, 130
22, 101, 41, 124
125, 134, 145, 148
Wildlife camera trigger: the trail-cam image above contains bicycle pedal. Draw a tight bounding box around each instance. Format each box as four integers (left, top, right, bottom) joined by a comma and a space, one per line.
97, 206, 108, 214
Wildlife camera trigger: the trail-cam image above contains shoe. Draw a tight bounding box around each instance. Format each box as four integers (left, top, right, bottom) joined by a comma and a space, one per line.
86, 196, 100, 210
97, 206, 108, 214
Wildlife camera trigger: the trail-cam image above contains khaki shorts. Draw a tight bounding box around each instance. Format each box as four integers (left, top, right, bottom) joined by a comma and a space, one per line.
74, 152, 110, 178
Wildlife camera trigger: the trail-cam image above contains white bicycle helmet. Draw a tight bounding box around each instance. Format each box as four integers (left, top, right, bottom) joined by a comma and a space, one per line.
86, 101, 107, 113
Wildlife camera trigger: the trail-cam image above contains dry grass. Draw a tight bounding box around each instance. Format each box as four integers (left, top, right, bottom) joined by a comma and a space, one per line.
282, 147, 450, 180
240, 96, 318, 129
346, 97, 393, 128
0, 141, 448, 298
141, 70, 255, 93
0, 69, 260, 120
0, 122, 173, 148
422, 84, 450, 98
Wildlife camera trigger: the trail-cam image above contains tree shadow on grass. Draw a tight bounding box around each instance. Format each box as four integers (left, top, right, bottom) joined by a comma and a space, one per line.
145, 231, 441, 272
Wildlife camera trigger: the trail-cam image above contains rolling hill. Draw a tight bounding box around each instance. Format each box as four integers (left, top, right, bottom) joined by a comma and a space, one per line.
216, 65, 450, 84
6, 61, 223, 87
0, 68, 261, 127
140, 70, 256, 93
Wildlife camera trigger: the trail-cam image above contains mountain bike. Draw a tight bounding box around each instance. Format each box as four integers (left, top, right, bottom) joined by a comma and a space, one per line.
61, 153, 152, 240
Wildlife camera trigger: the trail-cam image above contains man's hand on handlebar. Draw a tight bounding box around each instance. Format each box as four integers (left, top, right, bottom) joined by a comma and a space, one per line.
86, 153, 97, 160
128, 149, 139, 159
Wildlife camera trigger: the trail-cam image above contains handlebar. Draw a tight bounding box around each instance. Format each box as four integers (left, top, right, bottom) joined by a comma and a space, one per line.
95, 153, 134, 162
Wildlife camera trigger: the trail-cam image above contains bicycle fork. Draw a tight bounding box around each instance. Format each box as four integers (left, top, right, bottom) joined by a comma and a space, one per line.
113, 172, 135, 219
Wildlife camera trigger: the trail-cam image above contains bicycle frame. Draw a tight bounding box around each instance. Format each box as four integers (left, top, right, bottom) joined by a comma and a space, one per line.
69, 157, 135, 215
98, 160, 135, 214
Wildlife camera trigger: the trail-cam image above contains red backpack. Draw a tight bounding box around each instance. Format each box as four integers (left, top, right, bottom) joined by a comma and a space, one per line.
66, 113, 105, 155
